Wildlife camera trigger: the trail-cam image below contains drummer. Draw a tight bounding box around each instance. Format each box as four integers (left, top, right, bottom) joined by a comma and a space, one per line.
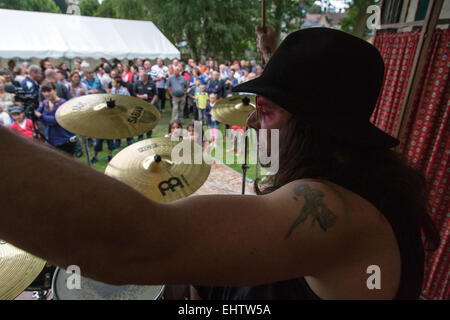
0, 26, 439, 300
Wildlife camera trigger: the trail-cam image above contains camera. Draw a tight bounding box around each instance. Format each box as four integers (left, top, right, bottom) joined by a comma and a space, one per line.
13, 87, 39, 119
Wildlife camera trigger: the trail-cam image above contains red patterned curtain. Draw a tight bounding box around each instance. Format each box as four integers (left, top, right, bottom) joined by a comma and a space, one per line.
372, 30, 421, 135
399, 28, 450, 300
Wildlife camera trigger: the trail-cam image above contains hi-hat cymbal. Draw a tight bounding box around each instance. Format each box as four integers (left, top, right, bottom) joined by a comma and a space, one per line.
0, 241, 46, 300
211, 94, 256, 126
56, 94, 161, 139
105, 138, 211, 203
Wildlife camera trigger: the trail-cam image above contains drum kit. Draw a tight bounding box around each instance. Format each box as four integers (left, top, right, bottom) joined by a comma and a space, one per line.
0, 93, 257, 300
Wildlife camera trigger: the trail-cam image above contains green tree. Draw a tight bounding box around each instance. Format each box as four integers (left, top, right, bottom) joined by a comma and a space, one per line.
0, 0, 61, 13
53, 0, 67, 13
339, 0, 379, 38
94, 0, 148, 20
144, 0, 258, 62
78, 0, 99, 16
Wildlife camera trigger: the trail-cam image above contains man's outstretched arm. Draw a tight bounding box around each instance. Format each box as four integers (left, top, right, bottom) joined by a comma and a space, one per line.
0, 126, 349, 287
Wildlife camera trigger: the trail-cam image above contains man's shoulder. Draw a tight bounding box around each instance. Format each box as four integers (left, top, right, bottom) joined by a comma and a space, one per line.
270, 179, 348, 215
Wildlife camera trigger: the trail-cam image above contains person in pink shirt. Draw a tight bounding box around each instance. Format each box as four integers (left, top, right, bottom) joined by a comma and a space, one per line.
121, 64, 133, 83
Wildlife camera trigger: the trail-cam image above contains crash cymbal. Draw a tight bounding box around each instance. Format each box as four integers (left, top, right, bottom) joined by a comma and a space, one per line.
105, 138, 211, 203
56, 94, 161, 139
211, 94, 256, 126
0, 241, 46, 300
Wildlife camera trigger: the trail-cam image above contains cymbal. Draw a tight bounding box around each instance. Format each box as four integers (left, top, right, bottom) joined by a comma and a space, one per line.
105, 138, 211, 203
55, 94, 161, 139
211, 94, 256, 126
0, 241, 46, 300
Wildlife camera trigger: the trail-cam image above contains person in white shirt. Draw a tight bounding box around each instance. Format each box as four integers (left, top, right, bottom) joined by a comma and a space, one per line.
150, 58, 169, 113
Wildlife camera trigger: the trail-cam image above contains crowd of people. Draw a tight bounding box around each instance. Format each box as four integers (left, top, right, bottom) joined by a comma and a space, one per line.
0, 56, 262, 161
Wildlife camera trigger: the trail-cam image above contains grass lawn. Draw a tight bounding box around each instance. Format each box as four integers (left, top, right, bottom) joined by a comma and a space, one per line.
76, 101, 264, 182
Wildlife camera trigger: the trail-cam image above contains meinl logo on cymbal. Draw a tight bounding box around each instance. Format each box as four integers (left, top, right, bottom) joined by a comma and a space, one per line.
127, 106, 144, 124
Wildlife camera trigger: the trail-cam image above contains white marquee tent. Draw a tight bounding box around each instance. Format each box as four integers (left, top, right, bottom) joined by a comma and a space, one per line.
0, 9, 180, 60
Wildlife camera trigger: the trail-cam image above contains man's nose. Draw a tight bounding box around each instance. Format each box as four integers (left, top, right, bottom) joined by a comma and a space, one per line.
247, 110, 259, 130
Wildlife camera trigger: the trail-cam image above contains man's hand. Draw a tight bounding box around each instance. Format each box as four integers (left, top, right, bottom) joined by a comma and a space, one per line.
34, 110, 42, 118
256, 26, 278, 63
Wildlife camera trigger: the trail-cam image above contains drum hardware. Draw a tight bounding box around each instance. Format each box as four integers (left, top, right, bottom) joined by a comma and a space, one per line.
55, 94, 161, 167
52, 267, 165, 300
211, 95, 257, 195
0, 242, 46, 300
105, 138, 211, 203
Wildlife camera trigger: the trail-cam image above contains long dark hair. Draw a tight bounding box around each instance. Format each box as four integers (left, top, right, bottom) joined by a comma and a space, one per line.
255, 116, 440, 251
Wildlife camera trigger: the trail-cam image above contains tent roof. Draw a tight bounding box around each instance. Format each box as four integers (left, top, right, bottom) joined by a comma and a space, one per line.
0, 9, 180, 60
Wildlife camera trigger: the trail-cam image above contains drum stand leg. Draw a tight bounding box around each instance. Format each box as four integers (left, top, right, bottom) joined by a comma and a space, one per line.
82, 136, 91, 167
241, 127, 250, 195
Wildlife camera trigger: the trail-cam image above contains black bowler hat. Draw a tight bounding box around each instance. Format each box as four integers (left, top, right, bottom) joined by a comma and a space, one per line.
233, 27, 399, 149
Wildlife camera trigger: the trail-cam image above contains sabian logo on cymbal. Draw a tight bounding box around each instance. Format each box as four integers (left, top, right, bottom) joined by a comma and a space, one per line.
137, 143, 158, 153
72, 102, 86, 111
128, 106, 144, 124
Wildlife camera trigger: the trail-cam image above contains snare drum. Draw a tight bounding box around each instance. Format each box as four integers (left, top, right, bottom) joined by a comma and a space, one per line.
52, 268, 164, 300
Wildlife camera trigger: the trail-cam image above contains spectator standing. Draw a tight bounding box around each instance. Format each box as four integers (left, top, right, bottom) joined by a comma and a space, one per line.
167, 66, 188, 122
107, 69, 119, 93
14, 64, 28, 84
150, 58, 169, 113
219, 64, 229, 81
144, 61, 152, 76
205, 93, 219, 146
56, 69, 70, 89
21, 65, 42, 100
207, 71, 224, 99
7, 60, 16, 80
68, 71, 88, 98
92, 77, 129, 163
255, 65, 263, 78
111, 77, 130, 96
35, 82, 77, 156
59, 63, 71, 80
82, 69, 103, 94
0, 76, 15, 113
133, 72, 157, 141
224, 69, 239, 97
100, 66, 112, 92
41, 69, 71, 101
121, 64, 133, 83
172, 58, 179, 70
79, 61, 90, 78
73, 59, 82, 72
200, 68, 211, 85
0, 70, 20, 93
195, 84, 209, 125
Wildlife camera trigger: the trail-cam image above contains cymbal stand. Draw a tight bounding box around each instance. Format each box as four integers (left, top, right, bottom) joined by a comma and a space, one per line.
241, 127, 250, 195
81, 136, 91, 167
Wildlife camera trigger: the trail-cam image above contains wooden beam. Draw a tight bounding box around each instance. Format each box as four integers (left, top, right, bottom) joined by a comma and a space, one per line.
437, 18, 450, 25
394, 0, 444, 146
376, 20, 424, 29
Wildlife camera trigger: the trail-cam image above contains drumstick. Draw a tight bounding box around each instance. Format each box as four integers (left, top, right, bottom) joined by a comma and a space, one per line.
261, 0, 267, 65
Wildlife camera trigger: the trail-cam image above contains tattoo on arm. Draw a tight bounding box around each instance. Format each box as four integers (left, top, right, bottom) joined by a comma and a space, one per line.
285, 184, 338, 239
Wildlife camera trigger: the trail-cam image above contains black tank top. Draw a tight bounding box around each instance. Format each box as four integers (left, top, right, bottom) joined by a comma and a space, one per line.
195, 208, 425, 300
